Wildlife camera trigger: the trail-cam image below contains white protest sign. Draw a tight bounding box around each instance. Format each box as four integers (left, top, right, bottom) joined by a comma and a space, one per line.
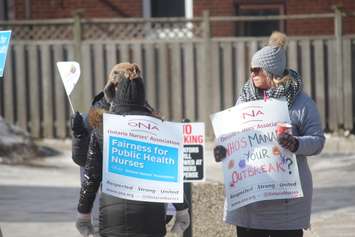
56, 61, 80, 96
56, 61, 80, 112
210, 98, 290, 137
211, 98, 303, 210
183, 122, 205, 182
102, 113, 184, 203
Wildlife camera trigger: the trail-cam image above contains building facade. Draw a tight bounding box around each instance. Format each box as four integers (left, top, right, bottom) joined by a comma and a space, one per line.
3, 0, 355, 36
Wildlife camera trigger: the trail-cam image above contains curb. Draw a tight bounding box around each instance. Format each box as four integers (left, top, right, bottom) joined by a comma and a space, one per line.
322, 134, 355, 154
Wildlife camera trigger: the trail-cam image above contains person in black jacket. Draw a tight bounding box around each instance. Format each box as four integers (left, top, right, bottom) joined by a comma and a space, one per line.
74, 63, 190, 237
71, 64, 175, 235
71, 91, 109, 167
72, 90, 113, 236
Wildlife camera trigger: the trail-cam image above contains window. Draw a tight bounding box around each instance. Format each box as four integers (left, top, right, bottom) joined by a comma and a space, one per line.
235, 2, 285, 36
143, 0, 193, 18
151, 0, 185, 17
143, 0, 194, 39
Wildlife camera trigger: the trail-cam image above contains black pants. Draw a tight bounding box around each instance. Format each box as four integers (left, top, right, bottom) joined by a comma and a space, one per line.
237, 226, 303, 237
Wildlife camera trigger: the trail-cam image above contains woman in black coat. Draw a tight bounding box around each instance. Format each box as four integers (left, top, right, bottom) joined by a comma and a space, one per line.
74, 63, 189, 237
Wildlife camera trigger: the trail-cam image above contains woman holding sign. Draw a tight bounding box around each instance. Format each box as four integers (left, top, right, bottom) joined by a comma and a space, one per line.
71, 64, 158, 167
214, 32, 325, 237
75, 63, 190, 237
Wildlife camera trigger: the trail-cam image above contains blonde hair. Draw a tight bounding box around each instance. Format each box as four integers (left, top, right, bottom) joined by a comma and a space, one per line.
264, 70, 292, 88
273, 74, 292, 87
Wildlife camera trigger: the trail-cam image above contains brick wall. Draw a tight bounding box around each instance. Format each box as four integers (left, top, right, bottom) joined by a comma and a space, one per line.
193, 0, 355, 36
12, 0, 355, 36
13, 0, 142, 19
286, 0, 355, 35
194, 0, 236, 37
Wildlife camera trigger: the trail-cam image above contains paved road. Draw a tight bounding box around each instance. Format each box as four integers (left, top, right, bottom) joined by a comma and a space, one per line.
0, 140, 81, 237
304, 153, 355, 237
1, 139, 355, 237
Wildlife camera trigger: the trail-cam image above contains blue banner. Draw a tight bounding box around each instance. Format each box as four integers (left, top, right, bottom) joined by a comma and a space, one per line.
108, 136, 179, 182
0, 30, 11, 77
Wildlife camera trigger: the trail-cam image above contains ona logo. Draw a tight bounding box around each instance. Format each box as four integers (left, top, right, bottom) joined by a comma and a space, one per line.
241, 109, 264, 120
128, 120, 160, 131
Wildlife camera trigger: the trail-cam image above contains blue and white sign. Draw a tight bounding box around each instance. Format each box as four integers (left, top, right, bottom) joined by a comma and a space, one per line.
108, 136, 179, 182
0, 30, 12, 77
102, 113, 184, 203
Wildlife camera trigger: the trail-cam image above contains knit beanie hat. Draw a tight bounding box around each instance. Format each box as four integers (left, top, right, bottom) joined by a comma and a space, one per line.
251, 31, 287, 77
103, 62, 146, 107
115, 75, 145, 106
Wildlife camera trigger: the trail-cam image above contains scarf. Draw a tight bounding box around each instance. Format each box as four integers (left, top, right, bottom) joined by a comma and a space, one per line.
239, 69, 303, 108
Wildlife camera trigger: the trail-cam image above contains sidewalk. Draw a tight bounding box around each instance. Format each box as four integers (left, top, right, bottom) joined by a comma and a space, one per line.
0, 136, 355, 237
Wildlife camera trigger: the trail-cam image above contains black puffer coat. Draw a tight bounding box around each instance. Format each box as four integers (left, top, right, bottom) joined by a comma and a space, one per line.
72, 92, 109, 166
77, 105, 187, 237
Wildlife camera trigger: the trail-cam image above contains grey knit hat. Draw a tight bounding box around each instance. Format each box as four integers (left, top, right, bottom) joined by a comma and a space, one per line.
251, 32, 287, 77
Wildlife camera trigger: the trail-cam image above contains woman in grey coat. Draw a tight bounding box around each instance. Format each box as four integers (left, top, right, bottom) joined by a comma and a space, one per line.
214, 32, 325, 237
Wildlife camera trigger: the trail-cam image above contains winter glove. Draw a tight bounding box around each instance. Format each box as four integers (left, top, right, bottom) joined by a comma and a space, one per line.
171, 209, 190, 234
277, 133, 299, 153
75, 213, 94, 237
214, 145, 227, 162
71, 112, 87, 137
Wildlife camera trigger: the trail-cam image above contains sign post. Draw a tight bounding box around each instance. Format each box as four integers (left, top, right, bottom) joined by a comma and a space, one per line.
182, 119, 205, 237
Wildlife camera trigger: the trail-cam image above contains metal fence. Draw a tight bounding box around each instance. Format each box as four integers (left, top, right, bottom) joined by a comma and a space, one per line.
0, 10, 354, 138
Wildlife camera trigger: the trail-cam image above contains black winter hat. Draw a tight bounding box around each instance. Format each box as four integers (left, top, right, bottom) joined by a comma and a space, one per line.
115, 76, 145, 106
104, 63, 146, 110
